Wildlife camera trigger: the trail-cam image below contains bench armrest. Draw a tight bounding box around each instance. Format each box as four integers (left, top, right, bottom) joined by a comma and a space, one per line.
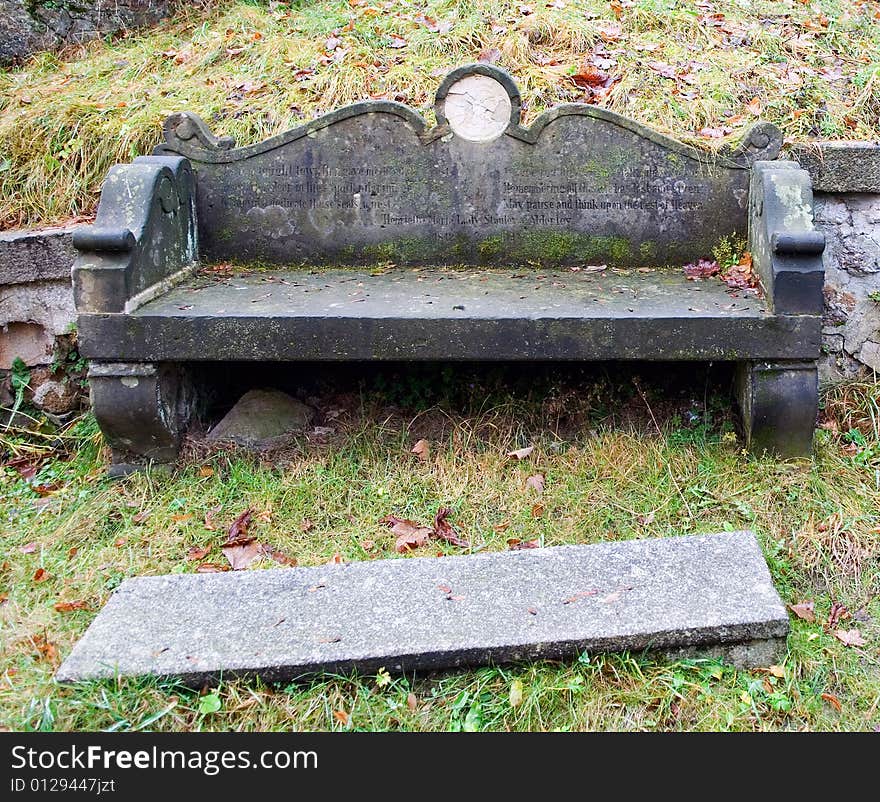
72, 156, 197, 313
748, 160, 824, 315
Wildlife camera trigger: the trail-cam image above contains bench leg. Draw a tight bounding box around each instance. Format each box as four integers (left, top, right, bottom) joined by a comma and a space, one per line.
88, 362, 193, 477
735, 360, 818, 458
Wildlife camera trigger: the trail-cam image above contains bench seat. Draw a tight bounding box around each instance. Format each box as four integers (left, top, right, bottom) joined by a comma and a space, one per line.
79, 266, 819, 363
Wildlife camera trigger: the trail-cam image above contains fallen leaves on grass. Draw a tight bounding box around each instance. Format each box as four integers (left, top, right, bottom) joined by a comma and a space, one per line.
29, 633, 57, 663
434, 508, 470, 549
789, 600, 816, 622
185, 546, 210, 561
53, 600, 89, 612
833, 629, 866, 648
196, 563, 229, 573
381, 515, 434, 553
6, 456, 38, 481
827, 601, 849, 628
19, 542, 38, 554
227, 508, 254, 542
333, 710, 350, 725
260, 544, 297, 566
32, 568, 49, 583
821, 692, 843, 712
508, 538, 540, 550
380, 508, 470, 552
507, 446, 534, 460
221, 539, 262, 571
525, 473, 545, 493
203, 505, 222, 530
411, 439, 430, 461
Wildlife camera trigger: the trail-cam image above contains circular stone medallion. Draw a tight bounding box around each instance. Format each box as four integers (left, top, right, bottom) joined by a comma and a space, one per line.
443, 74, 512, 143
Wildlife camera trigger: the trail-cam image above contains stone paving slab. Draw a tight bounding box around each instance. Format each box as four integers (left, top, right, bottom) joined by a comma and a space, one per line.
56, 531, 789, 685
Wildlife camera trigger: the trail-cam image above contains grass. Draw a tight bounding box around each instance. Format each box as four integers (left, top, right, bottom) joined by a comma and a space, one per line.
1, 366, 878, 731
1, 0, 878, 228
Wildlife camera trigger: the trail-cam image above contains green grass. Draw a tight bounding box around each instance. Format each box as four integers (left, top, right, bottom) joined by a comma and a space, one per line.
1, 0, 879, 228
1, 371, 878, 731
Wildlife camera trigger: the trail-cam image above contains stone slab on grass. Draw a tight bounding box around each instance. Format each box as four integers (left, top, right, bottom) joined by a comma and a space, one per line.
56, 531, 788, 685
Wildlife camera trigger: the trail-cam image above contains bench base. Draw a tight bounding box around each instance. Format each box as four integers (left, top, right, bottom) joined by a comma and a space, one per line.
89, 358, 819, 472
735, 360, 818, 458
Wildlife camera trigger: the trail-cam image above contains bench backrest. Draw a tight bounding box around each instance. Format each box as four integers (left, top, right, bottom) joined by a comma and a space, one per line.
155, 64, 782, 268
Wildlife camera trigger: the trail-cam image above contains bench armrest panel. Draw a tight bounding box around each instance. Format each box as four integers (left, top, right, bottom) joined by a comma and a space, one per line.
748, 160, 824, 315
72, 156, 196, 313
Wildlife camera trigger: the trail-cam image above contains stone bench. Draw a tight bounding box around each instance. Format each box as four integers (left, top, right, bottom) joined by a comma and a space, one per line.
72, 65, 825, 474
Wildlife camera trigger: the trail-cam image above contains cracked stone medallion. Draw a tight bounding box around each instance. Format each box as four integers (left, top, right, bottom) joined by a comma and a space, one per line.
442, 74, 512, 143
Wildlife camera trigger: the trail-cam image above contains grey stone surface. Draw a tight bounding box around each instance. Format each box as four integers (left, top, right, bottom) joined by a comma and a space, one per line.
77, 266, 820, 362
0, 1, 171, 66
792, 143, 880, 193
0, 226, 76, 284
207, 388, 314, 447
56, 530, 789, 684
813, 193, 880, 378
156, 65, 781, 268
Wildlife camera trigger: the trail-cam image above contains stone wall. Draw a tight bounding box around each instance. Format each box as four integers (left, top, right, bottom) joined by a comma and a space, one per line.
0, 1, 172, 65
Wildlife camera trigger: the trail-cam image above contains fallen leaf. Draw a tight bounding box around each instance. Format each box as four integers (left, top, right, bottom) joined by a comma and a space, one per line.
196, 562, 229, 573
648, 60, 677, 79
406, 692, 418, 711
437, 584, 453, 594
477, 47, 500, 64
19, 542, 38, 554
32, 568, 49, 583
768, 665, 785, 678
198, 466, 215, 478
411, 439, 431, 461
114, 537, 126, 547
33, 482, 61, 497
132, 510, 150, 524
827, 601, 849, 628
328, 552, 345, 564
683, 258, 720, 279
637, 511, 655, 526
530, 502, 545, 518
30, 633, 57, 663
563, 590, 599, 604
204, 504, 222, 531
388, 35, 407, 49
601, 585, 633, 604
185, 546, 210, 561
571, 66, 608, 88
333, 710, 350, 725
381, 515, 433, 553
301, 519, 315, 532
54, 600, 89, 612
0, 593, 7, 605
171, 513, 191, 523
525, 473, 545, 493
833, 629, 866, 647
434, 507, 470, 549
745, 97, 763, 115
507, 446, 534, 460
7, 456, 38, 481
509, 679, 524, 708
227, 508, 254, 543
508, 538, 540, 550
698, 126, 726, 139
821, 692, 842, 711
260, 544, 297, 566
221, 540, 262, 570
788, 600, 815, 622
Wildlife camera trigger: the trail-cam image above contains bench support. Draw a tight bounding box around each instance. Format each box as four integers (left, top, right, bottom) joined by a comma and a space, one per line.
89, 362, 193, 477
735, 360, 817, 458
